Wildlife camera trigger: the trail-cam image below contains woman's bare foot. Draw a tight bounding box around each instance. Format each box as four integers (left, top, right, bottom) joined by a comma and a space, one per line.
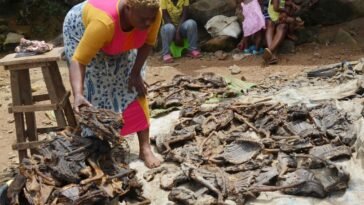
140, 146, 161, 168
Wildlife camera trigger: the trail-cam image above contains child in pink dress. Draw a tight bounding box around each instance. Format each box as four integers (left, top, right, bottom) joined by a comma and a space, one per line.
237, 0, 266, 55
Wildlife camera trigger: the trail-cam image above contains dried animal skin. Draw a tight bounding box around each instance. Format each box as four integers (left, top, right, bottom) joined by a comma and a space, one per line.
199, 72, 227, 88
311, 166, 350, 193
180, 105, 201, 118
218, 138, 263, 165
280, 169, 326, 198
215, 110, 234, 129
160, 170, 188, 190
309, 144, 352, 161
201, 116, 219, 136
255, 167, 279, 185
229, 171, 260, 194
224, 160, 262, 173
78, 106, 124, 144
166, 144, 203, 165
277, 152, 297, 177
9, 114, 143, 205
310, 103, 356, 145
168, 187, 197, 205
280, 138, 313, 152
182, 164, 227, 203
157, 122, 197, 153
7, 174, 27, 205
143, 166, 169, 182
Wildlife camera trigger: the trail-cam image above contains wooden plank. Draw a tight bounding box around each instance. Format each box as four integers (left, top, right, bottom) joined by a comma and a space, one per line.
4, 62, 50, 71
0, 47, 64, 67
19, 69, 38, 154
10, 69, 27, 161
42, 65, 67, 128
12, 140, 48, 151
49, 62, 77, 127
33, 94, 49, 102
9, 104, 57, 113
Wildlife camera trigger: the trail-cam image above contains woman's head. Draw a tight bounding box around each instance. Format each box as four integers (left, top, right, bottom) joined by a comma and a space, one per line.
125, 0, 160, 30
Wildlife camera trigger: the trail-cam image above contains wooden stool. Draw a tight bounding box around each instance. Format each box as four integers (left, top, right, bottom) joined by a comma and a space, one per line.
0, 47, 76, 161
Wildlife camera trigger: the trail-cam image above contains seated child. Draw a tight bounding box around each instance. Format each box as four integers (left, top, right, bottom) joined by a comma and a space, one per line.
280, 0, 304, 40
237, 0, 266, 55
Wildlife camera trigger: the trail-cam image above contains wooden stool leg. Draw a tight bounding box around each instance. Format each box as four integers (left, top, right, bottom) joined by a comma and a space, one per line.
42, 65, 67, 128
19, 69, 38, 154
10, 70, 27, 161
49, 62, 77, 127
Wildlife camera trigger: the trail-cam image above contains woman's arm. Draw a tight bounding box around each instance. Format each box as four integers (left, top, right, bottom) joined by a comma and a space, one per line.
128, 44, 153, 96
69, 60, 92, 112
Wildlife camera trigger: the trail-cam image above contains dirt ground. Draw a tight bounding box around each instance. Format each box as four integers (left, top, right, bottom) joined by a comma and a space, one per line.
0, 19, 364, 176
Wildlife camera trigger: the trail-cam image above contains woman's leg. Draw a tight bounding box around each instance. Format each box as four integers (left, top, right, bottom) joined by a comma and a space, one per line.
269, 23, 288, 53
138, 128, 161, 168
120, 97, 161, 168
161, 23, 176, 56
265, 20, 275, 49
179, 19, 199, 52
254, 30, 263, 49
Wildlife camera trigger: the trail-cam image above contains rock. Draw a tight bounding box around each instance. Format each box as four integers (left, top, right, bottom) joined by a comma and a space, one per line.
313, 52, 321, 58
0, 18, 6, 25
296, 27, 319, 45
300, 0, 364, 26
214, 50, 228, 60
354, 62, 364, 73
317, 29, 336, 45
3, 32, 24, 51
189, 0, 236, 26
334, 28, 358, 46
64, 0, 84, 5
0, 25, 8, 33
3, 32, 23, 45
7, 118, 14, 123
279, 40, 296, 54
229, 65, 241, 75
205, 15, 241, 38
232, 53, 246, 61
0, 34, 5, 45
201, 36, 238, 52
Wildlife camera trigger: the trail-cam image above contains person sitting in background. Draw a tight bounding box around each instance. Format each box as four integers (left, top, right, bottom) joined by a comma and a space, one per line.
236, 0, 266, 55
281, 0, 304, 41
263, 0, 288, 64
160, 0, 201, 63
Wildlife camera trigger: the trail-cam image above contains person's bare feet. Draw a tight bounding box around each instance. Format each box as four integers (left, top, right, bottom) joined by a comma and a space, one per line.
140, 146, 161, 168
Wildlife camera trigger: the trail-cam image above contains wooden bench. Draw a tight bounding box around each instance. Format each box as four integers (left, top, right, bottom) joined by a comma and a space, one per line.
0, 47, 76, 162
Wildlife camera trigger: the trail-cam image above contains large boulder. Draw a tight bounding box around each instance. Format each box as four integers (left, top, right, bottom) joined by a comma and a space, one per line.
334, 28, 359, 47
64, 0, 84, 6
189, 0, 236, 26
300, 0, 364, 26
3, 32, 24, 51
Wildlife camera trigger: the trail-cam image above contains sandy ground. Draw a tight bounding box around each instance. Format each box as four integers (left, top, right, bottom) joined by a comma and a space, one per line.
0, 18, 363, 203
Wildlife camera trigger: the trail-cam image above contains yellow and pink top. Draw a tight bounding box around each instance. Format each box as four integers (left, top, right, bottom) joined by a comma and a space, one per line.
72, 0, 162, 65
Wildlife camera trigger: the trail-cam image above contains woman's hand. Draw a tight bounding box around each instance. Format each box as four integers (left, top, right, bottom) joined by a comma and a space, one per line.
128, 72, 147, 96
73, 94, 92, 113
